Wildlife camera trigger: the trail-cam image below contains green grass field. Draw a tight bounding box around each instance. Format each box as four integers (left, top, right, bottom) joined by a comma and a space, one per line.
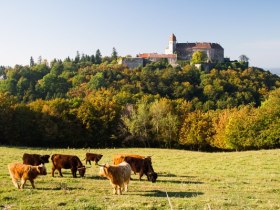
0, 146, 279, 210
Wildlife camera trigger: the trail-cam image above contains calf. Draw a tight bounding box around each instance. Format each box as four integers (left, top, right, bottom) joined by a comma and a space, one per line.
23, 153, 50, 166
84, 153, 103, 165
99, 162, 131, 195
8, 163, 47, 189
51, 154, 86, 178
113, 154, 158, 182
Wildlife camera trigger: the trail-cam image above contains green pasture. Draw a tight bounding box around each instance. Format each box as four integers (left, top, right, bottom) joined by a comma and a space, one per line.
0, 147, 279, 209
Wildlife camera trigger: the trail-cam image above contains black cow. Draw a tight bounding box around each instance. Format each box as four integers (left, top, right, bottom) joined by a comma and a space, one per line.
84, 153, 103, 165
113, 154, 158, 182
22, 153, 50, 166
51, 154, 86, 178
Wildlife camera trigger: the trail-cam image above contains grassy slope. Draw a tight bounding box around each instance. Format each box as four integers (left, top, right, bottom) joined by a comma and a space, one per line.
0, 147, 279, 210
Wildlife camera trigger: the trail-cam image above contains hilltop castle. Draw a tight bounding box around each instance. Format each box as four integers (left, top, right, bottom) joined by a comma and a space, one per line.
165, 33, 224, 62
119, 34, 224, 69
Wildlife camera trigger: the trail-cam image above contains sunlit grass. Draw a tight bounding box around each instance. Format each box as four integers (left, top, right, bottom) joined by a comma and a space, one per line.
0, 146, 279, 209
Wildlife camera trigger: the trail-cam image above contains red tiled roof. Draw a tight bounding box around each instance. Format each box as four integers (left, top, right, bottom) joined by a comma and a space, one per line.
192, 43, 212, 49
138, 53, 177, 59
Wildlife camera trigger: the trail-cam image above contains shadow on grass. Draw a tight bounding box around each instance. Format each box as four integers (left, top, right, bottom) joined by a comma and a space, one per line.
158, 173, 197, 178
141, 190, 203, 198
86, 175, 104, 180
157, 180, 204, 184
37, 186, 84, 191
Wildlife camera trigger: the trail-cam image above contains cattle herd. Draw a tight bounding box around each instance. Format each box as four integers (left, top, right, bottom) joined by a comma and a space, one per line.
8, 152, 158, 195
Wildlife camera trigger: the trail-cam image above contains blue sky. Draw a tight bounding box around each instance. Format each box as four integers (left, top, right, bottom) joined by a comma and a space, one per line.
1, 0, 280, 72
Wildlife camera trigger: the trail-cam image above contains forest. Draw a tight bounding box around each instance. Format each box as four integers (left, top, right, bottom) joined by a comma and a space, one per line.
0, 50, 280, 150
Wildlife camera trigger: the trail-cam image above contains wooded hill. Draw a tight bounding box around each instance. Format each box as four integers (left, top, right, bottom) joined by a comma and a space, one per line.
0, 53, 280, 150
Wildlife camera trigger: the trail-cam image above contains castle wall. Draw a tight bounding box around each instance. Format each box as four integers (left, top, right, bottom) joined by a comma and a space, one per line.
118, 58, 144, 69
176, 45, 224, 63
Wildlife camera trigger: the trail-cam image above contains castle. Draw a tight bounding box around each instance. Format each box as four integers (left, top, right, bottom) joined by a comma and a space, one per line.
119, 34, 224, 69
165, 34, 224, 62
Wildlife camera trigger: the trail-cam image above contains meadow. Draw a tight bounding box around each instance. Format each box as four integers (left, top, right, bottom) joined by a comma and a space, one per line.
0, 146, 279, 210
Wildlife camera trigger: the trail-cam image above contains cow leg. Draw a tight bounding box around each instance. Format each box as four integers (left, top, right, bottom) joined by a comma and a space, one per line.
20, 179, 26, 189
89, 160, 91, 165
51, 166, 56, 177
11, 178, 20, 189
71, 168, 77, 178
139, 171, 144, 181
113, 186, 117, 195
124, 183, 128, 192
118, 186, 122, 195
30, 179, 35, 189
58, 168, 63, 177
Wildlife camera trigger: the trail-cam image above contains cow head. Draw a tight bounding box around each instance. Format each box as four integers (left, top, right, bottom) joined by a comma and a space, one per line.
144, 157, 157, 182
40, 155, 50, 164
98, 163, 109, 177
147, 172, 158, 183
94, 154, 103, 165
77, 166, 86, 177
37, 164, 47, 175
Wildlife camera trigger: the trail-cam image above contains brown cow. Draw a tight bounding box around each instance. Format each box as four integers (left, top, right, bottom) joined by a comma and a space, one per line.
51, 154, 86, 178
99, 162, 131, 195
23, 153, 50, 166
84, 153, 103, 165
8, 163, 47, 189
113, 154, 158, 183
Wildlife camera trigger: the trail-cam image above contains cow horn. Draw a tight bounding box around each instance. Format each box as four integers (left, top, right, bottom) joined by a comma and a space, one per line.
77, 166, 85, 169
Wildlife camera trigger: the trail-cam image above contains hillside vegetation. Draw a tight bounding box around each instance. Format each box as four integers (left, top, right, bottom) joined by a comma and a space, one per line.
0, 147, 279, 209
1, 54, 280, 150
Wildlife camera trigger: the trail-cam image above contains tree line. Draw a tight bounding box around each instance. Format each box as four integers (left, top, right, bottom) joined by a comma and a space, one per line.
0, 52, 279, 150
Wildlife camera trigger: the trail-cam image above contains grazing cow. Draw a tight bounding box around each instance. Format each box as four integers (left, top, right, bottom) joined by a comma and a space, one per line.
51, 154, 86, 178
99, 162, 131, 195
84, 153, 103, 165
113, 154, 158, 183
23, 153, 50, 166
8, 163, 47, 189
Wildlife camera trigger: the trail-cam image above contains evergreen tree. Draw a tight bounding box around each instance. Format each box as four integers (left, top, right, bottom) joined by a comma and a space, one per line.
95, 49, 102, 64
111, 47, 118, 60
30, 56, 35, 67
64, 56, 71, 62
75, 51, 80, 63
90, 55, 95, 63
38, 56, 42, 64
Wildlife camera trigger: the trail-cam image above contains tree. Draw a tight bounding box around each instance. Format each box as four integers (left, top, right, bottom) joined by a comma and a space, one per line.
76, 88, 120, 147
38, 56, 42, 64
239, 55, 249, 63
36, 73, 70, 99
30, 57, 35, 67
179, 110, 214, 150
122, 99, 151, 146
95, 49, 102, 64
90, 54, 95, 63
88, 72, 106, 90
191, 51, 207, 64
150, 99, 179, 147
111, 47, 118, 60
75, 51, 80, 63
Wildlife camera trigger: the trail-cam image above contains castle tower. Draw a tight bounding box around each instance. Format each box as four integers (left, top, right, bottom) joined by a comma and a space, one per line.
165, 33, 176, 54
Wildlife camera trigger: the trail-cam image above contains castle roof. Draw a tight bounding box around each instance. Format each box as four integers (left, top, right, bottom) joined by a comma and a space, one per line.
138, 53, 177, 59
169, 33, 176, 42
176, 42, 223, 50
